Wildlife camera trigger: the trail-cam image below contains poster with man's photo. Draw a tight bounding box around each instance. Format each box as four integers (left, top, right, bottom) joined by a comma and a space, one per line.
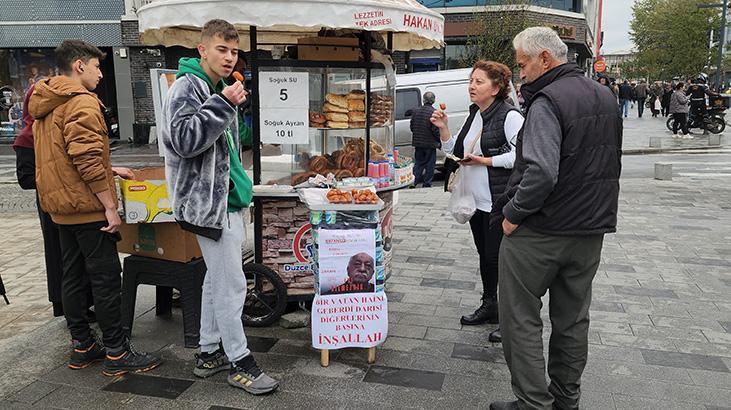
317, 228, 376, 295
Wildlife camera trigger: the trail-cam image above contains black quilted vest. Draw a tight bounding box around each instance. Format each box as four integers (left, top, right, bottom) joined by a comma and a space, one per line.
446, 99, 518, 204
501, 64, 622, 235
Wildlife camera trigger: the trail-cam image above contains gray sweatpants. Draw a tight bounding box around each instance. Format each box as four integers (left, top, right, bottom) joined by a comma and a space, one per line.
498, 225, 604, 410
196, 211, 250, 363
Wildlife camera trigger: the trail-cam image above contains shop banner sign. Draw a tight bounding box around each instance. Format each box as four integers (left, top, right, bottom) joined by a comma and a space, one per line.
259, 71, 309, 144
312, 228, 388, 349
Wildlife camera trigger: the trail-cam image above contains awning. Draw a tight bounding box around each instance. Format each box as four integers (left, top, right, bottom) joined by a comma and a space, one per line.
137, 0, 445, 51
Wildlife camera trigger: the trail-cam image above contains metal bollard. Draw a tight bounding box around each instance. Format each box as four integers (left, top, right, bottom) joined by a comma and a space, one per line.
654, 162, 672, 180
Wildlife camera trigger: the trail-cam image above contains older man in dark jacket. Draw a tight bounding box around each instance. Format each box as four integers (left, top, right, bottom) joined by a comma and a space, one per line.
409, 91, 440, 188
489, 27, 622, 410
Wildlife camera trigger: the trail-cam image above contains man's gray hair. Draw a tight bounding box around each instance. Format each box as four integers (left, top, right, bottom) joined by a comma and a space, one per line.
423, 91, 435, 105
513, 27, 568, 63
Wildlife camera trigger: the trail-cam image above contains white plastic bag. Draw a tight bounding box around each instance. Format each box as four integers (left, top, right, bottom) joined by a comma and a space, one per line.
447, 172, 476, 224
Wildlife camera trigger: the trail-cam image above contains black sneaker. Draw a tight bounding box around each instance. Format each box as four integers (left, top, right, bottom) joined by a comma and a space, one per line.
69, 334, 106, 370
227, 355, 279, 395
193, 347, 230, 378
102, 338, 163, 377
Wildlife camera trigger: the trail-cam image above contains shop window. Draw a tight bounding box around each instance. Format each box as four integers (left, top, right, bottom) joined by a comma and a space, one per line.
395, 88, 421, 120
0, 49, 57, 143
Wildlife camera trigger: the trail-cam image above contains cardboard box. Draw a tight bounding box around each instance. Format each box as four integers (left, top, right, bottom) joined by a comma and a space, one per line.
297, 37, 360, 61
119, 167, 174, 224
118, 222, 202, 263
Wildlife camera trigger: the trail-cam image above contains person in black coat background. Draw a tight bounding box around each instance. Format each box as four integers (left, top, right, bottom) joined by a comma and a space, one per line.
409, 91, 440, 188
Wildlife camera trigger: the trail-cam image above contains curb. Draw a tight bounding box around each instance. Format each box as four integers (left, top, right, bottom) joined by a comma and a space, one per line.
623, 145, 724, 155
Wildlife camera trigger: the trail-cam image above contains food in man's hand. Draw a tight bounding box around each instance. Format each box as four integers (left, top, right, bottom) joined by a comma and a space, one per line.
351, 189, 379, 204
232, 72, 244, 82
439, 102, 446, 110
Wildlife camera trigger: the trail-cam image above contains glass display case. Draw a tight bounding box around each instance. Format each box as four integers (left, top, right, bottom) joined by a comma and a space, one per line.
257, 65, 394, 186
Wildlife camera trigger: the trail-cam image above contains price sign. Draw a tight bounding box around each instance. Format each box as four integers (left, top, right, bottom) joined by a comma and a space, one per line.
259, 71, 309, 144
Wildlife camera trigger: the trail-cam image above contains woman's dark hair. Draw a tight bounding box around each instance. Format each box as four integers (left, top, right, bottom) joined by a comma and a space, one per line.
676, 82, 684, 90
471, 60, 512, 100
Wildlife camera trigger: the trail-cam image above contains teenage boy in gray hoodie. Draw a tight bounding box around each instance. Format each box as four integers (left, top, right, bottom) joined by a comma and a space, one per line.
161, 19, 278, 395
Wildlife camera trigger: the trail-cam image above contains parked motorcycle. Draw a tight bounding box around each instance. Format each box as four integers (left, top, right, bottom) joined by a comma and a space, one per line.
666, 106, 726, 134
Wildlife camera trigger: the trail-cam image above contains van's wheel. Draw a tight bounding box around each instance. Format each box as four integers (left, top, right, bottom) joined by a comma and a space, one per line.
241, 262, 287, 327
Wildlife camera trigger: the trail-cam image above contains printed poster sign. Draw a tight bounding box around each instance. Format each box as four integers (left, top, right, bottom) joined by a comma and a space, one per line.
317, 228, 376, 295
258, 71, 309, 144
311, 228, 388, 349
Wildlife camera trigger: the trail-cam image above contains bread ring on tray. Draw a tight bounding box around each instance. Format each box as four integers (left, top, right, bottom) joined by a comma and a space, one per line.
309, 156, 328, 173
291, 171, 316, 185
338, 152, 360, 171
309, 111, 326, 123
353, 167, 365, 177
335, 169, 354, 180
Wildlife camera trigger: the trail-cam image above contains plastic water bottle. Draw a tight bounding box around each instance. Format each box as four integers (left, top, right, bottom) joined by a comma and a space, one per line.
387, 154, 395, 184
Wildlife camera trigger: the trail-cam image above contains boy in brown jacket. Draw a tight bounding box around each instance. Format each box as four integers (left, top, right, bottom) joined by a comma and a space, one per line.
29, 39, 161, 376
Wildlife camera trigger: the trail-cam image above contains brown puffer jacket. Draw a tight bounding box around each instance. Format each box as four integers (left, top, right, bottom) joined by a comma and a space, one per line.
29, 76, 117, 225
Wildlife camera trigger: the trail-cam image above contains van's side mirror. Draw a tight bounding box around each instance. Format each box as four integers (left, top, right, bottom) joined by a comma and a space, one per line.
404, 109, 413, 117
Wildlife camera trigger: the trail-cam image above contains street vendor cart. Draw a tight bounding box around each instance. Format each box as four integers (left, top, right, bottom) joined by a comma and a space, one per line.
136, 0, 444, 327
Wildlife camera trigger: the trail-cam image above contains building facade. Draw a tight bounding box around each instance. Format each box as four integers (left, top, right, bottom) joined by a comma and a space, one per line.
400, 0, 601, 74
0, 0, 131, 143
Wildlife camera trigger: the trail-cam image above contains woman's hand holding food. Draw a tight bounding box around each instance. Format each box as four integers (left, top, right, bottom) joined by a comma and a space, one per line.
460, 153, 493, 167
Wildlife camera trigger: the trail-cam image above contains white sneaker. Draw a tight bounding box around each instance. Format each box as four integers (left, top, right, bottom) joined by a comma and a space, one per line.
683, 135, 693, 139
672, 134, 680, 138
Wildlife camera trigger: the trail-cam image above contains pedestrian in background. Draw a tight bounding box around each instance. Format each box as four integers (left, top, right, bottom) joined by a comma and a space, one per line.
431, 60, 524, 338
634, 79, 648, 118
489, 27, 621, 410
29, 39, 162, 375
661, 82, 673, 117
618, 80, 633, 117
409, 91, 440, 188
670, 82, 691, 138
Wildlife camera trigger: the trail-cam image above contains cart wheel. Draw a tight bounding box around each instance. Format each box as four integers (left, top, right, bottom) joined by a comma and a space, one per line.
242, 262, 287, 327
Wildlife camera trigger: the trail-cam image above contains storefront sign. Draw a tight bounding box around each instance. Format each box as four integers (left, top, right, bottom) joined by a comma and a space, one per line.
312, 227, 388, 349
259, 71, 309, 144
547, 24, 576, 40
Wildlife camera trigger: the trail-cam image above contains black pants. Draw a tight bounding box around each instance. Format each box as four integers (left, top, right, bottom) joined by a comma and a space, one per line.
637, 97, 645, 117
413, 147, 437, 187
661, 104, 670, 117
36, 195, 65, 315
672, 113, 689, 135
468, 209, 503, 297
58, 221, 124, 348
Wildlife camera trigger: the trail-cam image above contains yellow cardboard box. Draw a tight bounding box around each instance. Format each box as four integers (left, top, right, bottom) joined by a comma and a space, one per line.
119, 167, 174, 224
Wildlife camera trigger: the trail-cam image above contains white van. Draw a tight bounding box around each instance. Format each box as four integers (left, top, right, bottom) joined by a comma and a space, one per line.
394, 68, 472, 168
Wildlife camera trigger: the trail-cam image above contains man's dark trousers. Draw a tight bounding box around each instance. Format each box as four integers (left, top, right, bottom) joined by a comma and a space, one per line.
636, 97, 645, 117
499, 226, 604, 410
58, 221, 125, 348
413, 147, 436, 187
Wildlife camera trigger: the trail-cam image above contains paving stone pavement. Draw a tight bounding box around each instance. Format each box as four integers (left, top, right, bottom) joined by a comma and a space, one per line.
0, 166, 730, 409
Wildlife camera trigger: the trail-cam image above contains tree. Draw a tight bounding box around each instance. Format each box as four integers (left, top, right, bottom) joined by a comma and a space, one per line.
459, 0, 533, 70
629, 0, 720, 81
